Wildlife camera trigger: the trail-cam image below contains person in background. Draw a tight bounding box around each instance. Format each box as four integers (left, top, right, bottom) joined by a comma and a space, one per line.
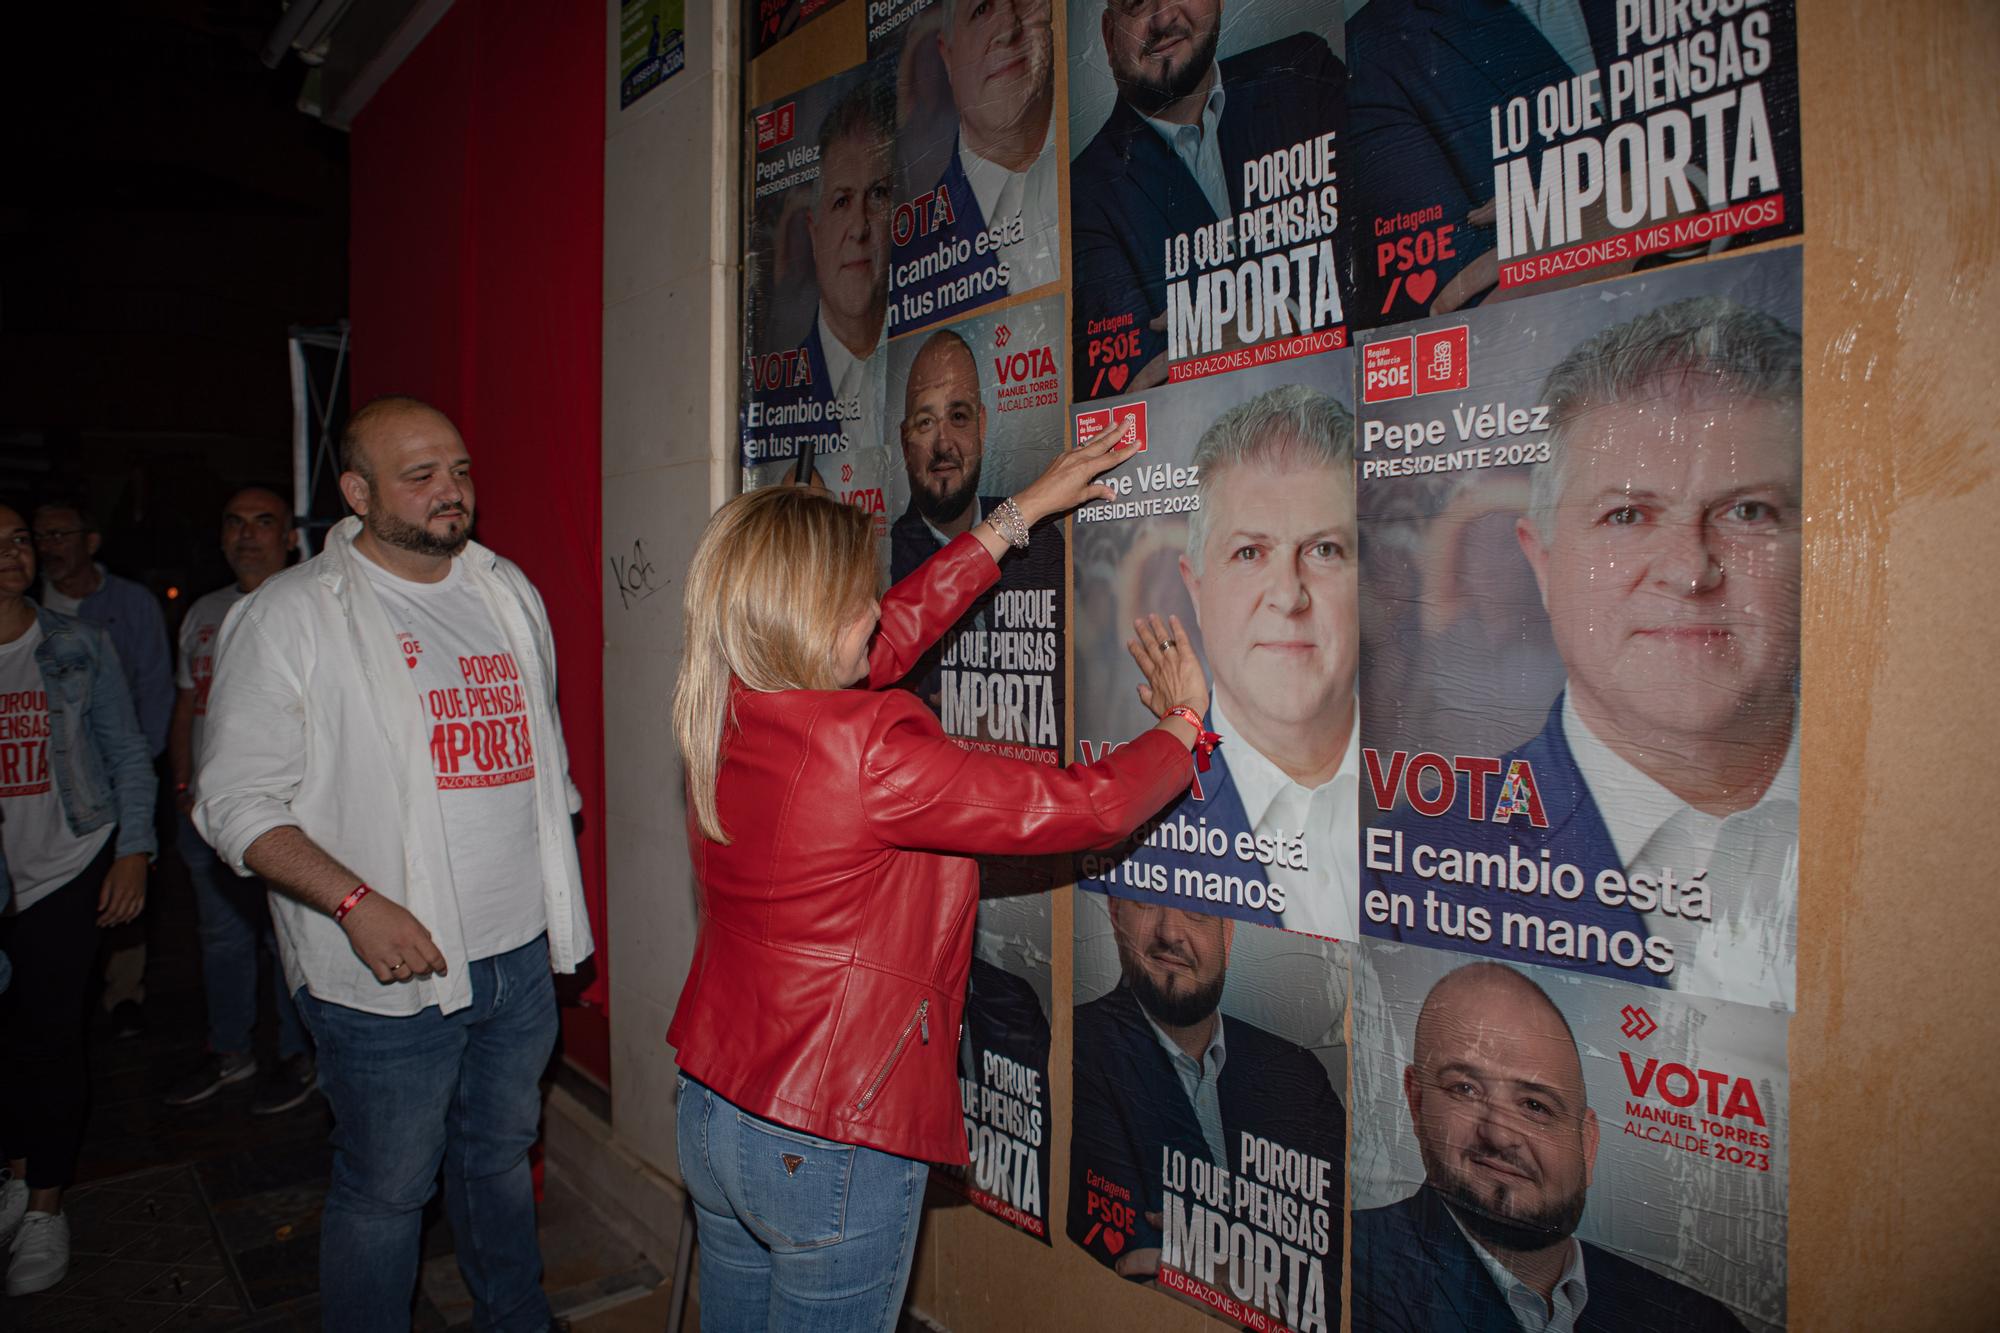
196, 398, 591, 1332
33, 497, 172, 1040
0, 503, 156, 1296
162, 486, 315, 1115
667, 428, 1204, 1332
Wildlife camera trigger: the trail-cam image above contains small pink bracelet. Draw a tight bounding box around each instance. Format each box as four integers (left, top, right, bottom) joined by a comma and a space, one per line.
334, 883, 372, 923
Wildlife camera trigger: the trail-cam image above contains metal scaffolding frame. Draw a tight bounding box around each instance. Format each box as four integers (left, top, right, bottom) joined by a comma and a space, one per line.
287, 320, 351, 557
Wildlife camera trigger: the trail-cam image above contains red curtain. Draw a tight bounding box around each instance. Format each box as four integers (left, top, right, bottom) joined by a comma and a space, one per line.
348, 2, 611, 1083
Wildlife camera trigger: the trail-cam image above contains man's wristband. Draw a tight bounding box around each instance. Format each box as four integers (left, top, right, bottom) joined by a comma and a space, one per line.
333, 883, 372, 923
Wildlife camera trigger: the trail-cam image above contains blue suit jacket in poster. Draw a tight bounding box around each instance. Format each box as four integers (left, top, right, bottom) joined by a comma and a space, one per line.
1067, 982, 1345, 1273
891, 142, 1008, 329
1069, 33, 1346, 401
744, 311, 840, 477
1351, 1184, 1748, 1332
1360, 696, 1665, 987
1079, 732, 1294, 932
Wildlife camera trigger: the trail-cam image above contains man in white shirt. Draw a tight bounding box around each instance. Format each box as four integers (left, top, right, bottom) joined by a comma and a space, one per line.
1176, 384, 1361, 939
163, 487, 315, 1115
195, 396, 592, 1332
1352, 962, 1746, 1332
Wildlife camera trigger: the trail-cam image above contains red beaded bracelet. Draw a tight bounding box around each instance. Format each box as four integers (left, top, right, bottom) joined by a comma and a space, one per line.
1165, 708, 1223, 772
333, 883, 372, 923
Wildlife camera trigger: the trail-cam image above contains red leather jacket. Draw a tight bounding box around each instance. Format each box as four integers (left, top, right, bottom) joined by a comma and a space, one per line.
667, 533, 1191, 1164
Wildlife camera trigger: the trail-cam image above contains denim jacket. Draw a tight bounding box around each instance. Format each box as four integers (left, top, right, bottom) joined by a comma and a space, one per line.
0, 604, 159, 910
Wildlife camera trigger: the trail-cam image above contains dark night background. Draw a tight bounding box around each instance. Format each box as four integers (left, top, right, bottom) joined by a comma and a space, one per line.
0, 1, 349, 625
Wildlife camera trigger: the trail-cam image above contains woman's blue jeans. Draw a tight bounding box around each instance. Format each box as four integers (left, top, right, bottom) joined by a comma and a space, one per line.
296, 935, 559, 1333
676, 1074, 928, 1333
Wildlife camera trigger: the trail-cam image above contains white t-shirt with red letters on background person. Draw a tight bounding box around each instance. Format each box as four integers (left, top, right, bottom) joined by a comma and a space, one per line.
177, 583, 245, 763
0, 622, 114, 911
358, 554, 547, 961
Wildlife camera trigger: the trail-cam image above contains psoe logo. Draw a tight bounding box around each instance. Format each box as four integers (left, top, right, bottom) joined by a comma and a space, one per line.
755, 102, 796, 152
400, 635, 423, 670
1619, 1004, 1657, 1040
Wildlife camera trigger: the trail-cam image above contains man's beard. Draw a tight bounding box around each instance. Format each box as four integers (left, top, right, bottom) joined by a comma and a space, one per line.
1124, 957, 1225, 1028
1432, 1163, 1587, 1254
910, 456, 981, 526
366, 499, 471, 557
1114, 21, 1220, 117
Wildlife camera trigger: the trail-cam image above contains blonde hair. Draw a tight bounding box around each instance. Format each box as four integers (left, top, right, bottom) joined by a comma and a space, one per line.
673, 486, 878, 843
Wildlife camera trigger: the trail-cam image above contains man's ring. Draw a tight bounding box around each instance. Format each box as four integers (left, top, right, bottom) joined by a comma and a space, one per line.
1161, 638, 1175, 650
392, 961, 407, 972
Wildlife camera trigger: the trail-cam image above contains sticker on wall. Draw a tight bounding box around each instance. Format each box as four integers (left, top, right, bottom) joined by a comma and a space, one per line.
1070, 351, 1359, 942
1346, 0, 1803, 330
1070, 899, 1348, 1330
741, 63, 896, 546
870, 0, 1061, 334
879, 292, 1068, 1242
747, 0, 848, 60
1068, 0, 1350, 402
618, 0, 686, 108
1351, 940, 1787, 1330
1356, 246, 1803, 1013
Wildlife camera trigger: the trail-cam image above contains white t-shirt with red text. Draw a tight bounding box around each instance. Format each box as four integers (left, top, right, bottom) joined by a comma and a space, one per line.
177, 583, 245, 762
359, 556, 546, 960
0, 623, 114, 911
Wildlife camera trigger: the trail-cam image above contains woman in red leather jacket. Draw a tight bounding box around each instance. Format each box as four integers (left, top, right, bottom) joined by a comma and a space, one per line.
667, 430, 1211, 1331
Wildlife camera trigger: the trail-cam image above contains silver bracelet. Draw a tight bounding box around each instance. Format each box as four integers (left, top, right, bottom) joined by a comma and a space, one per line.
989, 497, 1031, 550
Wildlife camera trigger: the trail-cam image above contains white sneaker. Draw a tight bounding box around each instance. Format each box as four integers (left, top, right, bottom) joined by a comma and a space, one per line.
0, 1176, 23, 1248
6, 1210, 69, 1296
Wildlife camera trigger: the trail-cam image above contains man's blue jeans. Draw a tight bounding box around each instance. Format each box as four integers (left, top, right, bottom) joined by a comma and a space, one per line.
179, 815, 305, 1059
675, 1074, 928, 1333
296, 935, 559, 1333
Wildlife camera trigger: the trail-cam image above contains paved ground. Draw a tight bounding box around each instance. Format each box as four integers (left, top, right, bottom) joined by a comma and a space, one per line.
0, 839, 676, 1331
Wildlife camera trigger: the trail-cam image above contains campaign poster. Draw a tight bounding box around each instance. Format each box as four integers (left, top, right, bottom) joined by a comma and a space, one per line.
929, 885, 1055, 1241
1070, 352, 1359, 942
742, 65, 897, 524
883, 293, 1066, 762
1355, 247, 1803, 1012
1070, 895, 1348, 1332
620, 0, 686, 108
748, 0, 846, 60
869, 0, 1062, 335
881, 293, 1065, 1240
1351, 941, 1787, 1330
1068, 0, 1349, 402
1348, 0, 1802, 330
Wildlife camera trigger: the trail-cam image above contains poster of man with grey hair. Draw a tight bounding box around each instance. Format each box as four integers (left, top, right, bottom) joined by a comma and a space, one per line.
1069, 352, 1360, 943
1355, 246, 1803, 1013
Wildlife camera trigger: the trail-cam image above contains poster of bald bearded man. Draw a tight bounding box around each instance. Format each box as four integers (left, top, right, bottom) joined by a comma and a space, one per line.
742, 67, 896, 512
1070, 356, 1359, 940
1356, 248, 1802, 1011
1350, 942, 1787, 1330
881, 295, 1067, 1240
1069, 0, 1348, 401
1070, 893, 1346, 1330
871, 0, 1061, 334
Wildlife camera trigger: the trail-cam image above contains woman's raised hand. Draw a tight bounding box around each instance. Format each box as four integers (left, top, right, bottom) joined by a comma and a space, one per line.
1127, 614, 1209, 722
1011, 422, 1139, 526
